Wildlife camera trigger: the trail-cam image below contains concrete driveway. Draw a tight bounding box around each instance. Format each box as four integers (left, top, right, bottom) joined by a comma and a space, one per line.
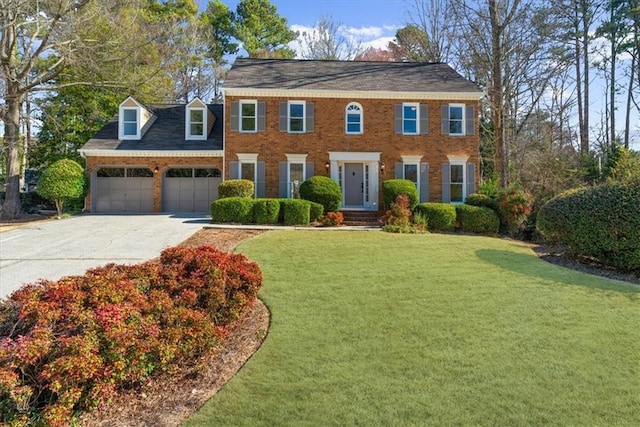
0, 214, 209, 299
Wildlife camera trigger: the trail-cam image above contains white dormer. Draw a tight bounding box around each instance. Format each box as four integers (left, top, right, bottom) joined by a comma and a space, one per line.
119, 97, 153, 140
186, 98, 214, 140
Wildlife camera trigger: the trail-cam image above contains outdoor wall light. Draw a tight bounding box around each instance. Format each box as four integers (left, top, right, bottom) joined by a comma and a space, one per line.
380, 162, 385, 174
154, 166, 159, 174
325, 161, 330, 172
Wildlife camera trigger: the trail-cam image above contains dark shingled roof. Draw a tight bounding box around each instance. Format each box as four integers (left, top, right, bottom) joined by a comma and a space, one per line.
224, 58, 482, 93
81, 104, 223, 152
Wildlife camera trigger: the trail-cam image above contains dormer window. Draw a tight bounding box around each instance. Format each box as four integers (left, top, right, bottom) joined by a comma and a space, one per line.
186, 98, 209, 140
118, 96, 153, 140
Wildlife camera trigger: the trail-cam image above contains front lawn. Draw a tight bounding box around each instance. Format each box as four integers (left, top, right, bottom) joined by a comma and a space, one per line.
186, 231, 640, 426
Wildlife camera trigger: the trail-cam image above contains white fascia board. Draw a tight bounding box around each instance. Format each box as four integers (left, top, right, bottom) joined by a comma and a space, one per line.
79, 150, 224, 158
224, 87, 484, 101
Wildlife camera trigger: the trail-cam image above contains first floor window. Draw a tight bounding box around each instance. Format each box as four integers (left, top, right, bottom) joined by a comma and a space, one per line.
241, 162, 255, 182
450, 164, 464, 202
289, 101, 305, 132
240, 101, 257, 132
404, 164, 418, 187
289, 163, 304, 198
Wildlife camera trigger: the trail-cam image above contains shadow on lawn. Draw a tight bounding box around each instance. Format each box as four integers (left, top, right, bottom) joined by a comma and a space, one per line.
475, 249, 640, 294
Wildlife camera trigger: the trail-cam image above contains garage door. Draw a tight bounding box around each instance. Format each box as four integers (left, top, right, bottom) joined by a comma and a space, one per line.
94, 167, 154, 212
163, 168, 222, 212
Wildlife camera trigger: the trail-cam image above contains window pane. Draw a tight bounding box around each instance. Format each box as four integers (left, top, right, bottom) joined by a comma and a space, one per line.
404, 164, 418, 184
194, 168, 221, 177
241, 117, 256, 131
190, 110, 203, 122
403, 120, 417, 134
449, 107, 463, 120
166, 168, 192, 178
347, 122, 361, 133
450, 120, 463, 135
451, 164, 464, 183
450, 184, 463, 202
241, 163, 255, 181
191, 123, 204, 135
289, 118, 304, 132
127, 168, 153, 178
290, 163, 304, 183
403, 105, 417, 119
123, 109, 137, 121
97, 168, 124, 177
123, 122, 137, 135
241, 103, 256, 117
289, 103, 304, 118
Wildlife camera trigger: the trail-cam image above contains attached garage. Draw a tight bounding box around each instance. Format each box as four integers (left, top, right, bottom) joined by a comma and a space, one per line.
94, 167, 154, 212
163, 167, 222, 212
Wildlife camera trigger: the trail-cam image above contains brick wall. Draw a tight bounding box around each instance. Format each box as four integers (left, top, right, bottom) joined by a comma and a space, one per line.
224, 96, 479, 204
84, 156, 223, 212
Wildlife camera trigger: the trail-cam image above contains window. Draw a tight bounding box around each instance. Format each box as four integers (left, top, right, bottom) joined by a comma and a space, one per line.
236, 153, 258, 196
240, 100, 257, 132
403, 103, 419, 135
404, 164, 418, 187
122, 109, 138, 137
241, 162, 255, 182
449, 105, 464, 136
450, 164, 464, 203
345, 103, 363, 134
285, 154, 307, 198
189, 109, 204, 137
288, 101, 305, 133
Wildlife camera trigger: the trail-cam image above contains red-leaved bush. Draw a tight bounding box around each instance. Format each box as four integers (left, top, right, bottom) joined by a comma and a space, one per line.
0, 245, 262, 427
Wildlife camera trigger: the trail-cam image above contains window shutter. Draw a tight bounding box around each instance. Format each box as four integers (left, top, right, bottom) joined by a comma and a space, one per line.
420, 163, 429, 202
394, 104, 403, 134
419, 104, 428, 135
441, 105, 449, 135
257, 102, 266, 132
256, 161, 266, 198
395, 162, 403, 179
306, 102, 314, 133
279, 102, 287, 132
466, 163, 476, 197
305, 162, 314, 179
229, 161, 238, 179
441, 163, 451, 203
278, 161, 288, 198
230, 101, 239, 132
465, 105, 475, 135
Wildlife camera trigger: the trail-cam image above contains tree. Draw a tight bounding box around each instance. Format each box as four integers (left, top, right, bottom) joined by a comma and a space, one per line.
388, 25, 432, 62
299, 15, 361, 60
354, 47, 395, 61
36, 158, 86, 218
201, 0, 238, 102
404, 0, 454, 63
234, 0, 298, 58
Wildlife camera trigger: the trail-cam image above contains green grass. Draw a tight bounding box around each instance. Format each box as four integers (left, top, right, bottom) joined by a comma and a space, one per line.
185, 231, 640, 426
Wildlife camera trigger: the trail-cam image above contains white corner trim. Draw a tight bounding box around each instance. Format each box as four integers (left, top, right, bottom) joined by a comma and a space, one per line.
401, 155, 423, 163
447, 154, 470, 164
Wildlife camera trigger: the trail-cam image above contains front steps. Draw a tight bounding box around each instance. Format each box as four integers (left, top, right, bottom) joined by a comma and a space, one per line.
340, 210, 383, 227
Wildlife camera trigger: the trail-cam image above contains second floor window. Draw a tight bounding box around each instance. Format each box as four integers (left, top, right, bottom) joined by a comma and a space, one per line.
403, 103, 419, 135
240, 100, 257, 132
189, 109, 204, 137
346, 102, 363, 134
288, 101, 305, 133
122, 109, 138, 137
449, 105, 464, 136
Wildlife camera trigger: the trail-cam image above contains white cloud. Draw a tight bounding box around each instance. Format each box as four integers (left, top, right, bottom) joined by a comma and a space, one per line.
344, 26, 384, 39
363, 37, 394, 50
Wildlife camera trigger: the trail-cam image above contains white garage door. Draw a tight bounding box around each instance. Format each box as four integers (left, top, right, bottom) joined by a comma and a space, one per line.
94, 167, 154, 212
163, 168, 221, 212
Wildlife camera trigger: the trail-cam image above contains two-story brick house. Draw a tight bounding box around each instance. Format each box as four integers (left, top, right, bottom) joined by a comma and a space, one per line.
223, 58, 483, 211
80, 58, 482, 214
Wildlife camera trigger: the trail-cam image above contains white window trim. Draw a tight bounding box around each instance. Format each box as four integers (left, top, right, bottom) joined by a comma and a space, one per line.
186, 107, 207, 140
401, 155, 422, 190
447, 154, 469, 203
402, 102, 420, 135
239, 99, 258, 133
288, 100, 306, 133
119, 107, 140, 139
345, 102, 363, 135
237, 153, 258, 194
449, 104, 466, 136
285, 154, 307, 198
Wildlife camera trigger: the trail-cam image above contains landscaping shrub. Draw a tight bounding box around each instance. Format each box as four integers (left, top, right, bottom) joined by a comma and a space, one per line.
218, 179, 254, 199
465, 193, 497, 210
382, 179, 419, 210
494, 188, 534, 235
36, 158, 86, 218
251, 199, 280, 224
211, 197, 253, 223
456, 204, 500, 234
537, 182, 640, 271
299, 176, 342, 213
0, 245, 262, 427
319, 211, 344, 227
279, 199, 311, 225
414, 203, 456, 232
309, 201, 324, 222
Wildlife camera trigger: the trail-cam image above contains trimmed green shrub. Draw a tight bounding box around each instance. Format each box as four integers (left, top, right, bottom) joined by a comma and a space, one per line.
211, 197, 253, 223
36, 158, 86, 217
414, 203, 456, 232
252, 199, 281, 224
309, 201, 324, 222
218, 179, 254, 198
456, 204, 500, 234
382, 179, 419, 210
280, 199, 311, 226
465, 193, 497, 210
299, 176, 342, 213
537, 182, 640, 271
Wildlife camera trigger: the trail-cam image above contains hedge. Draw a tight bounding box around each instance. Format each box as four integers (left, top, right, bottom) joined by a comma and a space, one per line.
0, 245, 262, 426
537, 182, 640, 271
218, 179, 254, 198
465, 193, 497, 210
456, 204, 500, 234
252, 198, 280, 224
211, 197, 254, 223
414, 203, 456, 232
309, 201, 324, 222
299, 176, 342, 213
280, 199, 311, 225
211, 198, 317, 226
382, 179, 419, 210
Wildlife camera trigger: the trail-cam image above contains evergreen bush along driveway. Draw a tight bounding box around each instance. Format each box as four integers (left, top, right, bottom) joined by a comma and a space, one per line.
187, 232, 640, 426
